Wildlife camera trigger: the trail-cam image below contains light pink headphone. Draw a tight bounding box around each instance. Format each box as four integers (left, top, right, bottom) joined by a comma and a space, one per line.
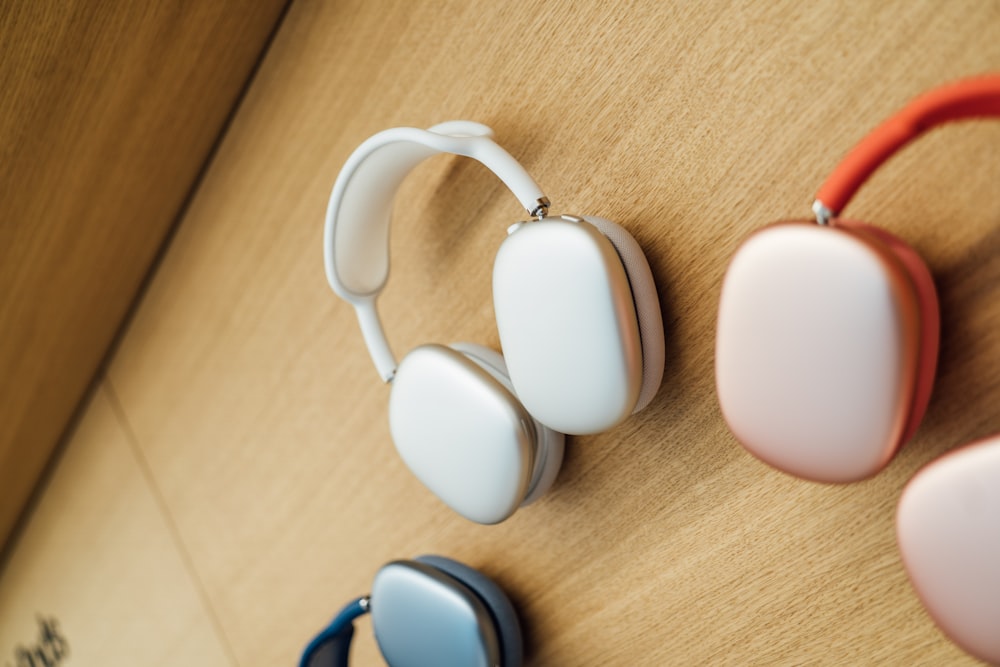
715, 75, 1000, 663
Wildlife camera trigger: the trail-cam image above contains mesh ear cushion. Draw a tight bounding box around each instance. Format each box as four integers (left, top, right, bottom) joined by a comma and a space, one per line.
580, 216, 666, 412
416, 555, 523, 667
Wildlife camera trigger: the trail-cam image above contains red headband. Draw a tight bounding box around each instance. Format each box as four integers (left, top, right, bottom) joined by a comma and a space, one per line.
815, 74, 1000, 220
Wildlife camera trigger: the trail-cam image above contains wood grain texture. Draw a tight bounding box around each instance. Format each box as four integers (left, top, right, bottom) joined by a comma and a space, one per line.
100, 0, 1000, 664
0, 383, 232, 666
0, 0, 288, 549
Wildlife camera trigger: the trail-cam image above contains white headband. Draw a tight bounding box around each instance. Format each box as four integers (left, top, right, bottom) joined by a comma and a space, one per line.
323, 121, 549, 381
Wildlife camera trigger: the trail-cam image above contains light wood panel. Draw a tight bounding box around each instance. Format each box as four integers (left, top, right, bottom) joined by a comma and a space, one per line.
0, 383, 232, 666
105, 0, 1000, 665
0, 0, 288, 549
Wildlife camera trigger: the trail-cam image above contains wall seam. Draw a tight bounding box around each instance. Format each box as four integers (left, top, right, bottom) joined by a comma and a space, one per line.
102, 380, 243, 667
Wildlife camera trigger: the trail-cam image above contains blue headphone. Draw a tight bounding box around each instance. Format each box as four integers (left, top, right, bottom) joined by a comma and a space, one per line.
300, 556, 523, 667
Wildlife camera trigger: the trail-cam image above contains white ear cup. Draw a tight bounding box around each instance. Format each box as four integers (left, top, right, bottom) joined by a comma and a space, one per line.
580, 215, 665, 413
388, 343, 563, 524
449, 343, 564, 506
493, 216, 663, 434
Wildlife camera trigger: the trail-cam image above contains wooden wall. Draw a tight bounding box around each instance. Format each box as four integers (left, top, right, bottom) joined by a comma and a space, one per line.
3, 1, 1000, 665
0, 0, 288, 546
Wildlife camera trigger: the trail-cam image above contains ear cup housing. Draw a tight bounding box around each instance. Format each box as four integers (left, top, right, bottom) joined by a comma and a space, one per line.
448, 343, 565, 506
580, 215, 666, 414
715, 221, 931, 482
370, 559, 508, 667
896, 437, 1000, 665
493, 216, 664, 435
416, 555, 524, 667
835, 220, 940, 443
388, 343, 563, 524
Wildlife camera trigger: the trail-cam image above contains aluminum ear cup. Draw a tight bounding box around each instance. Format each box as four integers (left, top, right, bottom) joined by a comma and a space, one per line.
370, 559, 507, 667
580, 215, 666, 413
302, 556, 524, 667
388, 343, 564, 524
414, 555, 524, 667
834, 221, 940, 444
493, 215, 664, 435
896, 437, 1000, 665
449, 343, 565, 506
715, 222, 930, 482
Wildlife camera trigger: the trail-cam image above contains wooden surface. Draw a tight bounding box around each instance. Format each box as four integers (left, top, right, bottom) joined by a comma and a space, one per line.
0, 383, 232, 666
0, 0, 288, 547
5, 0, 1000, 664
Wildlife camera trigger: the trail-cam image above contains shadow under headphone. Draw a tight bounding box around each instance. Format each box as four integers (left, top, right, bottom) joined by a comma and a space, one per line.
324, 121, 664, 524
716, 75, 1000, 664
300, 556, 523, 667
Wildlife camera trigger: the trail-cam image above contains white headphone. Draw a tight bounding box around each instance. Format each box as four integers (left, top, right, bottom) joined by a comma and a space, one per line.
324, 121, 665, 524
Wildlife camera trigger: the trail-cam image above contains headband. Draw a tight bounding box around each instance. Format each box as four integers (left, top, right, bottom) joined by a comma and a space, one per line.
813, 74, 1000, 224
299, 596, 369, 667
323, 121, 549, 381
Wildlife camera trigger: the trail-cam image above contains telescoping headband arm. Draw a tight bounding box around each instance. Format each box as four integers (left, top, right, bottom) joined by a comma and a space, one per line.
323, 121, 549, 382
813, 74, 1000, 225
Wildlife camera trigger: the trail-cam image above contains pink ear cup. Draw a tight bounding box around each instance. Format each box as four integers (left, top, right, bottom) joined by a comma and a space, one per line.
716, 221, 929, 482
835, 221, 940, 444
897, 436, 1000, 665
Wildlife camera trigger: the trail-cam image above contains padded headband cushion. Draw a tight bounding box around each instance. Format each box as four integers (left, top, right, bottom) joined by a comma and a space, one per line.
581, 216, 666, 412
416, 555, 523, 667
327, 122, 548, 302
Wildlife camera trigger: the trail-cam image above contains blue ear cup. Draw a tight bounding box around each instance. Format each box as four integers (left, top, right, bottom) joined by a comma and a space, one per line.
415, 555, 524, 667
300, 556, 523, 667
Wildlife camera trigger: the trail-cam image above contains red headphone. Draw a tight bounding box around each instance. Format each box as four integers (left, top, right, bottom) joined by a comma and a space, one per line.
715, 75, 1000, 663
